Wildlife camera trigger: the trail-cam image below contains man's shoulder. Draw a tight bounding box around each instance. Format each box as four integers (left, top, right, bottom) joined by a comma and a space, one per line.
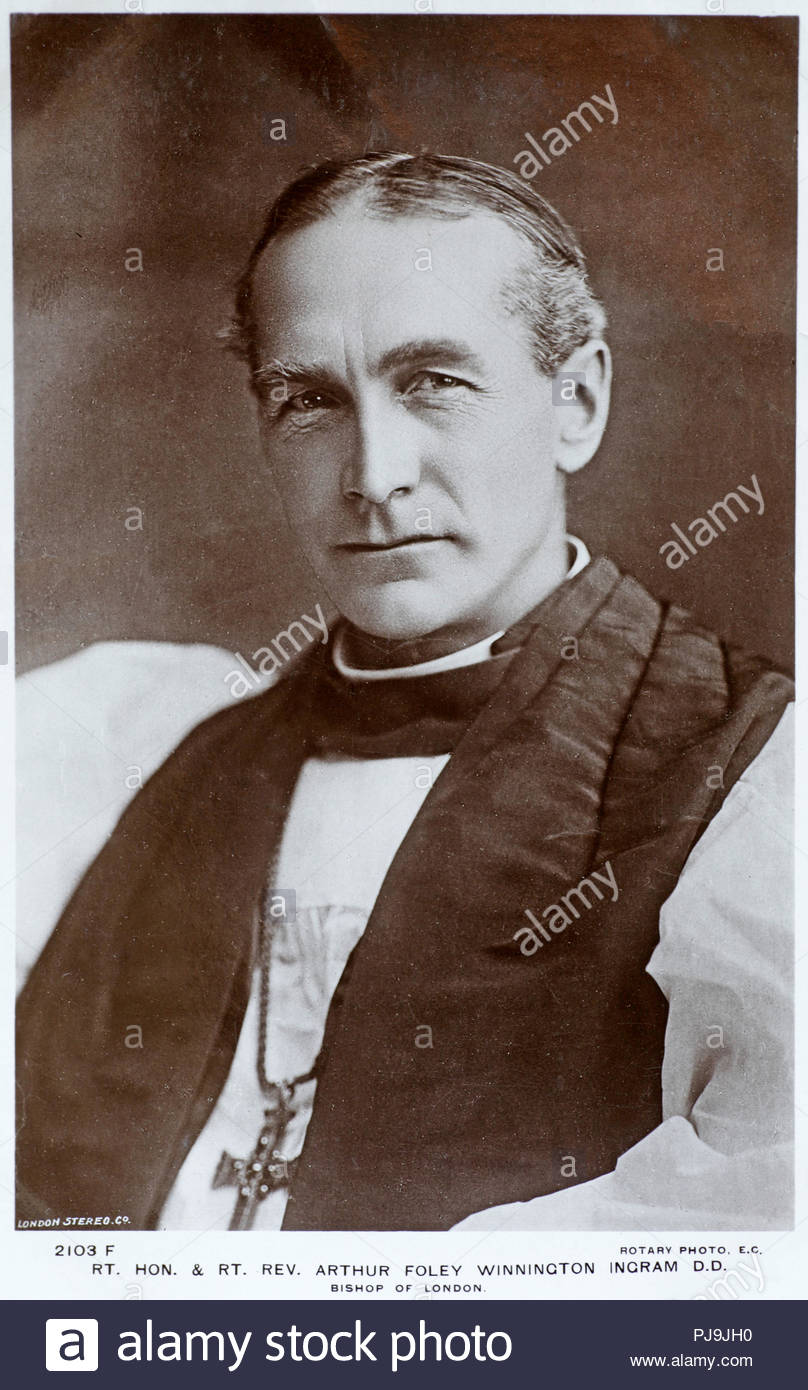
15, 641, 265, 987
589, 560, 793, 847
18, 640, 246, 760
17, 636, 288, 843
602, 560, 793, 699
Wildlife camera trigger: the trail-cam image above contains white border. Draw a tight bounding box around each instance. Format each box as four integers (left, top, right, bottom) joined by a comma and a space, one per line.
1, 1, 804, 1306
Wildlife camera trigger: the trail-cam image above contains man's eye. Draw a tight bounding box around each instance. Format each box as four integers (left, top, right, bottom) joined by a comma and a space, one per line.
288, 389, 333, 412
404, 371, 466, 395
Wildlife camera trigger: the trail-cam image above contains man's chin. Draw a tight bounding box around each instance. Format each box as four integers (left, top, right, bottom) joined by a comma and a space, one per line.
333, 579, 468, 644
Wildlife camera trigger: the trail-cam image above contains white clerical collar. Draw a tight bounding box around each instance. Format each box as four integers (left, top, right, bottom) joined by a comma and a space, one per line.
331, 535, 591, 684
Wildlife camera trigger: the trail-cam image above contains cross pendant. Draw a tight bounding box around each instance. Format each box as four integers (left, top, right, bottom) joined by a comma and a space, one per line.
213, 1089, 296, 1231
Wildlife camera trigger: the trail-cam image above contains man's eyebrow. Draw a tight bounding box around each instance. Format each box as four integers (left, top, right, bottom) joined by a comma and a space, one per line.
253, 340, 487, 390
374, 339, 487, 376
253, 357, 338, 385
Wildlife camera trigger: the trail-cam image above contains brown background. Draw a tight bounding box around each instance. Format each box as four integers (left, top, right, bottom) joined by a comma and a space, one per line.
12, 13, 796, 673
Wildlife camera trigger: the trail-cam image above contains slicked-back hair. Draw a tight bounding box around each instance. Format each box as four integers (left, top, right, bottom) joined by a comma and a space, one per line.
224, 151, 607, 393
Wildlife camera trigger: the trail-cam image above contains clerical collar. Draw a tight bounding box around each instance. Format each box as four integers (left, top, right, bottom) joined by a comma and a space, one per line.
331, 535, 591, 683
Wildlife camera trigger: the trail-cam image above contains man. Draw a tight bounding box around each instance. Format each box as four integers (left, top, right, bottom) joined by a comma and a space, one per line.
17, 153, 793, 1232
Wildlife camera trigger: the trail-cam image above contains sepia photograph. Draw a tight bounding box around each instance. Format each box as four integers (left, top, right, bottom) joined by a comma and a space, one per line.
11, 11, 796, 1252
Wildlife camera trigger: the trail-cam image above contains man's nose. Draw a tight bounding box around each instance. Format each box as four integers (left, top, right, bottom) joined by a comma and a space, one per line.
342, 398, 422, 506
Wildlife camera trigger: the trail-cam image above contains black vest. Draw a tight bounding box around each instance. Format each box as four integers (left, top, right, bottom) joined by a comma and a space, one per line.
16, 559, 792, 1230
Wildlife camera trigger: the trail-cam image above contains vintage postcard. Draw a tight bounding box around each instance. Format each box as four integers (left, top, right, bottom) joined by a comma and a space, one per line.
2, 2, 804, 1316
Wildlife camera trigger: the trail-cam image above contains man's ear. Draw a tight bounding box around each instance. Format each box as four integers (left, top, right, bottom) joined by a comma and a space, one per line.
553, 339, 612, 475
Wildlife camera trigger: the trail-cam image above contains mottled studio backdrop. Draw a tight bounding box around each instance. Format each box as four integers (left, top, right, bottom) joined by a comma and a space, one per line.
13, 13, 796, 672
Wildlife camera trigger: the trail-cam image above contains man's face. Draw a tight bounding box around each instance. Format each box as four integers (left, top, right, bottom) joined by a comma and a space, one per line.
252, 203, 569, 644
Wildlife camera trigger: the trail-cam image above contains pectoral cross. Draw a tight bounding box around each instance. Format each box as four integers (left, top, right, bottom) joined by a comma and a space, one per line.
212, 1086, 297, 1231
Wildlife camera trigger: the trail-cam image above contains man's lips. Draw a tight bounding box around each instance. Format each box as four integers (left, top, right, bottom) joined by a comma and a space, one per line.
335, 536, 449, 553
